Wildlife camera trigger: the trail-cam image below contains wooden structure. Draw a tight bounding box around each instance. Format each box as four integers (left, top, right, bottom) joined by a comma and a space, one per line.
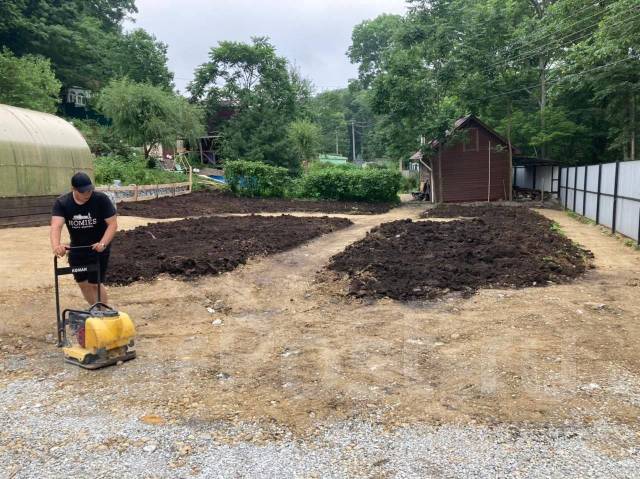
419, 115, 519, 203
0, 104, 94, 227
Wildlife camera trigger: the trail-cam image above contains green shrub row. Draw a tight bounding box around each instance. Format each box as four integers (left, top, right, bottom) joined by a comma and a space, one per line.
224, 160, 291, 198
94, 155, 187, 186
296, 167, 402, 203
223, 159, 402, 202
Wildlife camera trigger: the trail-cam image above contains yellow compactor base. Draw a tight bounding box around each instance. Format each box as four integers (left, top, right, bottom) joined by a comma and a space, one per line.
63, 312, 137, 370
63, 345, 136, 370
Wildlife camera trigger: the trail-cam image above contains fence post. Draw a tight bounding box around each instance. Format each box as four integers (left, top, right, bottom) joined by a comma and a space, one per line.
134, 184, 139, 202
612, 161, 620, 234
637, 208, 640, 247
596, 164, 602, 225
573, 166, 578, 213
582, 166, 588, 216
173, 183, 176, 197
556, 166, 561, 199
532, 166, 537, 191
156, 183, 159, 199
563, 168, 568, 209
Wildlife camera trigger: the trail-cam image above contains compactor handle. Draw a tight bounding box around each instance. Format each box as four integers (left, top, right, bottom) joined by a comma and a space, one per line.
89, 302, 115, 312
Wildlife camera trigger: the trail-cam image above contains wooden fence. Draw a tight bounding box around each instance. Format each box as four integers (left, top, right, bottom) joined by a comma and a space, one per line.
1, 177, 192, 228
96, 181, 192, 203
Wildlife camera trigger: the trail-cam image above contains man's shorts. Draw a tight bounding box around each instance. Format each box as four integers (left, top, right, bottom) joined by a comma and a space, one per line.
68, 250, 110, 284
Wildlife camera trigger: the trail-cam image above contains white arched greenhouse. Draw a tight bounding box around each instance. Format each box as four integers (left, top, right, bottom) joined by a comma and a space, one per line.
0, 104, 93, 227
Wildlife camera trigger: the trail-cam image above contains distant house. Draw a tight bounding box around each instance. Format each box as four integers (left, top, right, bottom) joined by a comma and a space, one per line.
419, 115, 519, 203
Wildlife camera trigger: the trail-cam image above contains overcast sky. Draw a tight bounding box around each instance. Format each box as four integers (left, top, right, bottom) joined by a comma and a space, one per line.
126, 0, 408, 94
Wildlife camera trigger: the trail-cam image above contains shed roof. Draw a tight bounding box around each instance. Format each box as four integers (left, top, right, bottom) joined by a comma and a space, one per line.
0, 104, 93, 197
429, 115, 520, 154
512, 156, 557, 167
409, 150, 423, 161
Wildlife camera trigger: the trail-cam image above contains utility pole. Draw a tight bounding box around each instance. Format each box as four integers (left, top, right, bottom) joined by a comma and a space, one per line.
351, 120, 356, 162
335, 129, 339, 155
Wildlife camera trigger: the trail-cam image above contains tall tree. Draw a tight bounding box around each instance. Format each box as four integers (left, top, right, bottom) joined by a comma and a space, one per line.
0, 49, 61, 113
109, 29, 174, 90
0, 0, 138, 88
189, 37, 298, 169
97, 78, 204, 158
288, 120, 321, 164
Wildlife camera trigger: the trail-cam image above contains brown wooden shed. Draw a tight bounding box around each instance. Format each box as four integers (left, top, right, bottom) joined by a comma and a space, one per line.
421, 115, 518, 203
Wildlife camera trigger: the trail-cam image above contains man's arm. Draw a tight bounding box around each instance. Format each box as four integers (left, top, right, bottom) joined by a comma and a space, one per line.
93, 215, 117, 252
50, 216, 67, 257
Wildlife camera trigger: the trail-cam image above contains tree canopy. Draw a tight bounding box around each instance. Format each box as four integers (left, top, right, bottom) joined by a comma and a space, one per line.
346, 0, 640, 164
0, 49, 61, 113
189, 37, 300, 169
97, 78, 204, 158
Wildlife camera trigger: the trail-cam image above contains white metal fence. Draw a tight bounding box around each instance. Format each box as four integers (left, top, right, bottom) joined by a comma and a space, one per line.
558, 160, 640, 243
514, 165, 560, 194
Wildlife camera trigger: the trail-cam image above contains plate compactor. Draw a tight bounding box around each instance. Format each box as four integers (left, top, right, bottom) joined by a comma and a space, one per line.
54, 246, 136, 370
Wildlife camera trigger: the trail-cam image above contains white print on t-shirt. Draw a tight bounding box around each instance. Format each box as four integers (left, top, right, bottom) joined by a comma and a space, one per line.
69, 212, 98, 229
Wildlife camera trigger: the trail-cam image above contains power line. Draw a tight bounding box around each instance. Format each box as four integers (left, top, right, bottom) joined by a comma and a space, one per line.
488, 1, 617, 65
441, 1, 605, 60
482, 55, 637, 101
481, 6, 636, 73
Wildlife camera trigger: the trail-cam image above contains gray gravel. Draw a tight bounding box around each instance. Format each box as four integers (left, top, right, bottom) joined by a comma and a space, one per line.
1, 377, 639, 478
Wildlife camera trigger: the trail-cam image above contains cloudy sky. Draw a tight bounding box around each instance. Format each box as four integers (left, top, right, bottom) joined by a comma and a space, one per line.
126, 0, 408, 94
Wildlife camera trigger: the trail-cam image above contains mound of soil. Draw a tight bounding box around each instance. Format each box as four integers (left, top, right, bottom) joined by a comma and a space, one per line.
118, 190, 391, 218
421, 203, 532, 219
329, 207, 592, 300
107, 215, 352, 285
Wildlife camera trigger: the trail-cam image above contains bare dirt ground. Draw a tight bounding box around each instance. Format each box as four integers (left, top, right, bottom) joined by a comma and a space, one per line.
2, 205, 640, 476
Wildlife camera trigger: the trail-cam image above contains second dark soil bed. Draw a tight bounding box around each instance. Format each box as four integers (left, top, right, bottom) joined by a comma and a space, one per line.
118, 190, 392, 218
329, 206, 592, 300
107, 215, 352, 285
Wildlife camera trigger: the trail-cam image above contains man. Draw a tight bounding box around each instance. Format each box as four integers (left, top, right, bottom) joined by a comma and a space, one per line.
50, 172, 118, 305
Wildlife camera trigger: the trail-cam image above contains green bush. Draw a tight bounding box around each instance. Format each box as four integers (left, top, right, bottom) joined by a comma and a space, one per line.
400, 174, 419, 193
297, 167, 401, 203
307, 161, 358, 172
95, 155, 187, 186
71, 119, 132, 157
224, 160, 291, 197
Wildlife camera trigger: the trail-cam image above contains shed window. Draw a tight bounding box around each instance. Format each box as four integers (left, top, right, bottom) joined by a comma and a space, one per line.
463, 128, 479, 152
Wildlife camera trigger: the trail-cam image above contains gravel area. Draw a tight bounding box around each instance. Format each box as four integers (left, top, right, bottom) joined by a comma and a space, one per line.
1, 376, 638, 478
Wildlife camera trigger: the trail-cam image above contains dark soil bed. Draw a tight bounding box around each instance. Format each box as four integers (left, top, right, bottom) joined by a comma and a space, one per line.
106, 215, 352, 285
421, 203, 532, 219
329, 206, 592, 300
118, 190, 391, 218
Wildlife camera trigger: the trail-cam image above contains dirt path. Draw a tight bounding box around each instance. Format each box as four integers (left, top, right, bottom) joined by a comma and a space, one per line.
2, 205, 640, 435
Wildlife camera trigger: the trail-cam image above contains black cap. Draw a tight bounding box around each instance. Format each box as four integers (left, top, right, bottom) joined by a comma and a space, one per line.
71, 172, 94, 193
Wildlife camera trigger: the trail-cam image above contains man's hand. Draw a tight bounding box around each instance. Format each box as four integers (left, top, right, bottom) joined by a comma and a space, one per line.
53, 245, 67, 257
92, 242, 107, 253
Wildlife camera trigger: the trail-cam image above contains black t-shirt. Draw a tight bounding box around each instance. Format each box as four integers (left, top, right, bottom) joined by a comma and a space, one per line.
52, 191, 116, 249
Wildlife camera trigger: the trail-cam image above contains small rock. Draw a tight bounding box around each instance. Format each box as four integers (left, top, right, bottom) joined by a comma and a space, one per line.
580, 383, 601, 391
212, 319, 223, 326
450, 333, 460, 340
586, 302, 606, 311
281, 349, 301, 358
433, 342, 445, 347
143, 444, 157, 453
116, 360, 123, 366
206, 307, 215, 314
213, 300, 225, 311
